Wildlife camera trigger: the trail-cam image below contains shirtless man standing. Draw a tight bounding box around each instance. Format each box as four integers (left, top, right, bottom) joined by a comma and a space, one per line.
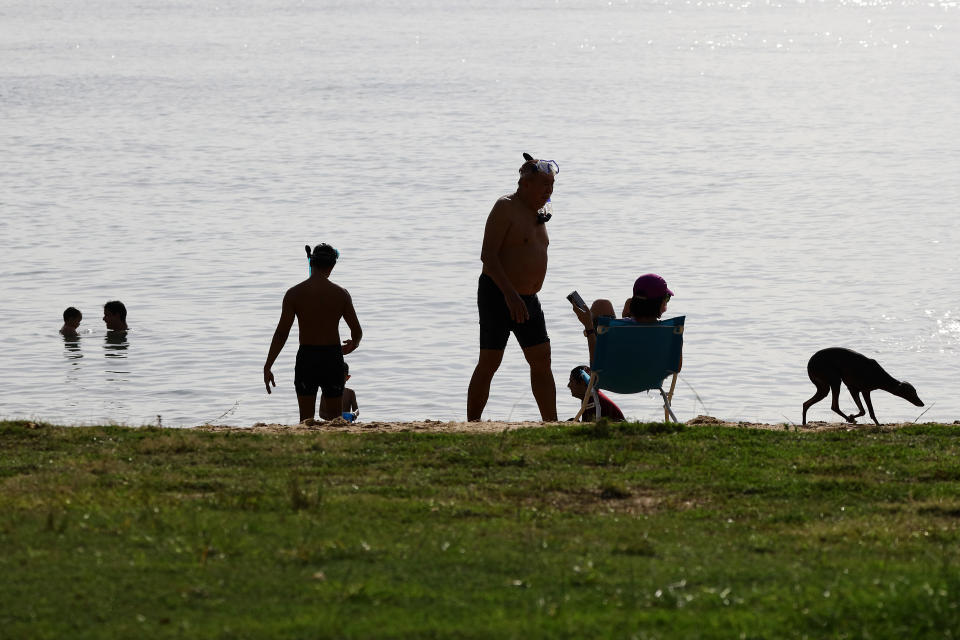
466, 153, 559, 422
263, 244, 362, 422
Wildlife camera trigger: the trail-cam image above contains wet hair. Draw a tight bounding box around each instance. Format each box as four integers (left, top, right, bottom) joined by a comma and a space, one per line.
569, 365, 591, 384
629, 295, 666, 320
308, 243, 338, 270
343, 361, 350, 376
63, 307, 82, 322
103, 300, 127, 321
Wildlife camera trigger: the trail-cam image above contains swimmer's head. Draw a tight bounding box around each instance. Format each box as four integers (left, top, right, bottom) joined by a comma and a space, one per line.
103, 300, 126, 321
343, 360, 350, 382
61, 306, 82, 335
103, 300, 128, 331
63, 306, 82, 324
307, 243, 339, 271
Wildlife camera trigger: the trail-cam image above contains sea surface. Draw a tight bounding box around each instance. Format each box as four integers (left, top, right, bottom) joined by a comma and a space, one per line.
2, 0, 958, 427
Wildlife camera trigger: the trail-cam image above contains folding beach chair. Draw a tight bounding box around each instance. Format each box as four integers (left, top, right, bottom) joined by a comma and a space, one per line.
574, 316, 685, 423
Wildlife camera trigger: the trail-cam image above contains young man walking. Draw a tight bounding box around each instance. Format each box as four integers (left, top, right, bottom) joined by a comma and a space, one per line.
264, 244, 362, 422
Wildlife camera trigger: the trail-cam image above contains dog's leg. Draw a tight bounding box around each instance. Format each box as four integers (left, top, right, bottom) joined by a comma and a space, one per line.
863, 391, 880, 426
829, 380, 853, 423
802, 381, 830, 426
846, 386, 866, 423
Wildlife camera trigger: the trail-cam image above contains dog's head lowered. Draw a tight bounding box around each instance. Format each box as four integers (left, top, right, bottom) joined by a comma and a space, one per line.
897, 382, 924, 407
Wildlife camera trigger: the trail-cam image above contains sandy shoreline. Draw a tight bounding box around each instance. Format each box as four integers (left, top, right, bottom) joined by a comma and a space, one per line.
192, 415, 956, 435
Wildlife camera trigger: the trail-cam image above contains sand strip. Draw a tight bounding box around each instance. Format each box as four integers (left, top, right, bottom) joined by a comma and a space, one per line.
192, 415, 953, 434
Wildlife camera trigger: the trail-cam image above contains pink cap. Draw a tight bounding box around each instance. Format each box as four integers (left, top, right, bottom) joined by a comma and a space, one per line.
633, 274, 674, 299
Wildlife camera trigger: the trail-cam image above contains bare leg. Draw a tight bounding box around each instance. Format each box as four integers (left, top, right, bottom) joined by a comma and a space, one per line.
297, 395, 316, 422
590, 299, 615, 319
319, 395, 342, 421
523, 342, 557, 421
467, 349, 505, 421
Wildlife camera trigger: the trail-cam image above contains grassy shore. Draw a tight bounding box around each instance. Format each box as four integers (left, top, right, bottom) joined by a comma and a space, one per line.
3, 419, 960, 639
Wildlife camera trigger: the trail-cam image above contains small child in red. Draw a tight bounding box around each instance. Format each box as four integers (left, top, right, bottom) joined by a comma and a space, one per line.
567, 365, 624, 422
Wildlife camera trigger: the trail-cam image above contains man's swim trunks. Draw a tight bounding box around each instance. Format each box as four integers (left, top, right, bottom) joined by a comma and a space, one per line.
477, 273, 550, 350
294, 344, 345, 397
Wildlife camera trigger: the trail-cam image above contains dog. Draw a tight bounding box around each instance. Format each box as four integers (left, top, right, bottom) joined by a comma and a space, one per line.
802, 347, 923, 426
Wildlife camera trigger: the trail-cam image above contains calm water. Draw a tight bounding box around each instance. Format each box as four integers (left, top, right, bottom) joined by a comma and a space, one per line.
2, 0, 958, 426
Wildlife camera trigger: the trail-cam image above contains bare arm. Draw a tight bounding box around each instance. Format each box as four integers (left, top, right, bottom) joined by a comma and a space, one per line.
571, 300, 597, 365
346, 389, 358, 413
340, 290, 362, 355
263, 291, 296, 393
480, 202, 529, 323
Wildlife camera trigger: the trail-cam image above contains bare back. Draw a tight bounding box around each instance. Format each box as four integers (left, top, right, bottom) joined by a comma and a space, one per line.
481, 194, 549, 295
285, 276, 353, 345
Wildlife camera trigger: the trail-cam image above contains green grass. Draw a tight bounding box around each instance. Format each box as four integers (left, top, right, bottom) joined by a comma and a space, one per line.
3, 419, 960, 639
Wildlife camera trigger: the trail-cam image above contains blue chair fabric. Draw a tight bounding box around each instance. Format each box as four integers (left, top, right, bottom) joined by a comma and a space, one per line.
578, 316, 685, 422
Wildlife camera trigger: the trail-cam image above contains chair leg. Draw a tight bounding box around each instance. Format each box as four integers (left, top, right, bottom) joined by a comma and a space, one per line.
660, 387, 678, 423
573, 394, 589, 422
663, 372, 678, 422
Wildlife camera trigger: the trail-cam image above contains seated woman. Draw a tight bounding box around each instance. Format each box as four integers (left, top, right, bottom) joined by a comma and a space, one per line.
626, 273, 673, 322
570, 273, 675, 364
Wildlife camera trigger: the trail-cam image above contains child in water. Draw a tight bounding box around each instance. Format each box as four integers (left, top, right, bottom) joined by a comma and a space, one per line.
60, 307, 82, 337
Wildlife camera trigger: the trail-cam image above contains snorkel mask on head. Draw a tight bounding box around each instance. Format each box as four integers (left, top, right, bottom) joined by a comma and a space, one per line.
520, 152, 559, 178
305, 243, 340, 275
519, 153, 559, 224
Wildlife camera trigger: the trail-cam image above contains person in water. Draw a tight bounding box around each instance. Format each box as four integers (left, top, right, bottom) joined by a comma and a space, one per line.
60, 306, 82, 337
102, 300, 128, 332
263, 243, 362, 422
467, 153, 559, 422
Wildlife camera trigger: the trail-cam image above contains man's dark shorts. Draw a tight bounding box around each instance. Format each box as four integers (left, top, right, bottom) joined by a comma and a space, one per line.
477, 273, 550, 350
294, 344, 345, 397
